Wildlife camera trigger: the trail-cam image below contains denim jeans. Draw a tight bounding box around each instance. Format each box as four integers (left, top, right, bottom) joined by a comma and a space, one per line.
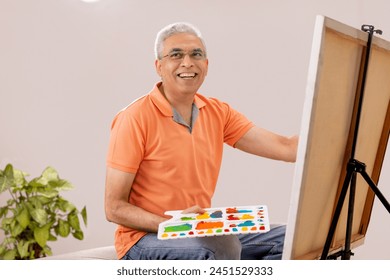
121, 224, 285, 260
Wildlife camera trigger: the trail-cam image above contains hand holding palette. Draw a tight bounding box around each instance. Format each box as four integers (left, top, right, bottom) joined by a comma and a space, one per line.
157, 205, 270, 240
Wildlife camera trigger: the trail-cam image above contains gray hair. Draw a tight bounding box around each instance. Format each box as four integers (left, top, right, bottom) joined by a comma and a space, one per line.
154, 22, 207, 60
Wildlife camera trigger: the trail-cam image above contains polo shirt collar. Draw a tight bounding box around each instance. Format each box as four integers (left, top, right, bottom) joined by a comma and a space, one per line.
150, 82, 172, 116
150, 82, 206, 116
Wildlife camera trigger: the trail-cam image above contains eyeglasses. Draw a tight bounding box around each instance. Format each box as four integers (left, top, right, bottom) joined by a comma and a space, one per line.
161, 49, 206, 61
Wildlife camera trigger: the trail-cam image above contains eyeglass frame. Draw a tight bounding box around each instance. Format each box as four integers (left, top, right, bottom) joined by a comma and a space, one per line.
160, 48, 207, 61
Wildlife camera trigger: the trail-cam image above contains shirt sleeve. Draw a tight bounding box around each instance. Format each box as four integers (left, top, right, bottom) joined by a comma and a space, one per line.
106, 109, 145, 173
220, 101, 255, 147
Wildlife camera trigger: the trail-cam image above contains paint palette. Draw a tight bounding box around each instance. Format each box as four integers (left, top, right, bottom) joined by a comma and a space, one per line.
157, 205, 270, 240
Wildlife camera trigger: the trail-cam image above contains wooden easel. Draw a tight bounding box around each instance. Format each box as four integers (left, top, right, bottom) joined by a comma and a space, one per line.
282, 16, 390, 260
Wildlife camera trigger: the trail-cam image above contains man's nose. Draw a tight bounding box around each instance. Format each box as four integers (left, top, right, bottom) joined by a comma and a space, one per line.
180, 53, 194, 67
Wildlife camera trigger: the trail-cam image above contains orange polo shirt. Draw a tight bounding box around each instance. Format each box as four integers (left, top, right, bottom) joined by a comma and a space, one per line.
106, 82, 254, 258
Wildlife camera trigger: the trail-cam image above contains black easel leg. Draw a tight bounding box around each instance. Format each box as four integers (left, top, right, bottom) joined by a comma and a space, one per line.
342, 172, 356, 260
360, 169, 390, 213
321, 167, 354, 260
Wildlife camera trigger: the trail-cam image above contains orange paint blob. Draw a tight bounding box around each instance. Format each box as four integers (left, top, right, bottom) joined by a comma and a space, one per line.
195, 221, 224, 230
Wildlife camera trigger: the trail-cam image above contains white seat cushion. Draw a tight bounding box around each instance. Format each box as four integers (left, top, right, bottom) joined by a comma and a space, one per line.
41, 246, 117, 260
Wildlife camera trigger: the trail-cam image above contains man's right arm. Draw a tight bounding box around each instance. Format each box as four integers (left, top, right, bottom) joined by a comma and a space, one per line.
104, 167, 166, 232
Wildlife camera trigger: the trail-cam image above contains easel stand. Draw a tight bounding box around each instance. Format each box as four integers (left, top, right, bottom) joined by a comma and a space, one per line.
321, 25, 390, 260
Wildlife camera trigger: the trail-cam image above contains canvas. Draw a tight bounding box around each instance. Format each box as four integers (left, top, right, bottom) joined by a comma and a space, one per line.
283, 15, 390, 260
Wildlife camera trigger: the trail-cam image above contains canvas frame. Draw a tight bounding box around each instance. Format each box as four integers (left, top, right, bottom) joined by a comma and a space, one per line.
283, 15, 390, 260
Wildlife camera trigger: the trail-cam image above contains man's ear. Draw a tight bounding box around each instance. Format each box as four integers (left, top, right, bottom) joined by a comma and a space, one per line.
155, 59, 162, 77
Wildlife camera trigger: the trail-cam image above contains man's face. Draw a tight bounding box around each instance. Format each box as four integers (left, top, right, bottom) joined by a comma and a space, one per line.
155, 33, 208, 97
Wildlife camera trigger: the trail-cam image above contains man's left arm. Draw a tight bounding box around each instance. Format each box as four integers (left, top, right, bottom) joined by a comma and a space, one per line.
235, 126, 298, 162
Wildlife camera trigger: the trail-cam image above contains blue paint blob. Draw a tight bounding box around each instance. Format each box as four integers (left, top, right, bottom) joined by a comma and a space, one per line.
237, 221, 255, 227
237, 209, 252, 213
210, 210, 223, 218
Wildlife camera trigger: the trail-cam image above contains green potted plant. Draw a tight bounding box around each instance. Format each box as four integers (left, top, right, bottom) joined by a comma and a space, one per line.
0, 164, 87, 260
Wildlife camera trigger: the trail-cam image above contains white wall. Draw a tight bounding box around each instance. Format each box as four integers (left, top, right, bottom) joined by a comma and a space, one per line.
0, 0, 389, 259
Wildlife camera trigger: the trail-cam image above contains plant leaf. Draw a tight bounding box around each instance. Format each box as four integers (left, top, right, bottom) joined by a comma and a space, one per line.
49, 179, 74, 191
81, 206, 87, 226
12, 168, 28, 190
10, 222, 24, 237
17, 240, 30, 259
1, 217, 13, 227
35, 195, 52, 205
41, 167, 59, 182
67, 212, 80, 231
28, 178, 46, 188
34, 224, 50, 248
4, 164, 14, 176
57, 199, 76, 212
2, 237, 16, 246
72, 231, 84, 240
42, 245, 53, 257
0, 176, 9, 193
29, 208, 48, 226
0, 164, 14, 193
38, 189, 59, 198
3, 249, 17, 260
28, 197, 43, 210
0, 244, 6, 256
48, 233, 57, 242
0, 206, 8, 218
16, 205, 30, 229
29, 249, 35, 259
57, 219, 70, 237
28, 167, 57, 189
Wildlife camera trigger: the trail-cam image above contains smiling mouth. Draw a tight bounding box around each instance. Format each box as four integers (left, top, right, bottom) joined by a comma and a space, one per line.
177, 73, 197, 79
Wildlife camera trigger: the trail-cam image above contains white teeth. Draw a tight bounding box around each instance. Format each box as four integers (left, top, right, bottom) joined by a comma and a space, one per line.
178, 73, 196, 78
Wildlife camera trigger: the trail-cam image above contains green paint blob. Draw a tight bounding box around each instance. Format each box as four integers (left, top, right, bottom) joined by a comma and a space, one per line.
181, 217, 195, 221
164, 223, 192, 232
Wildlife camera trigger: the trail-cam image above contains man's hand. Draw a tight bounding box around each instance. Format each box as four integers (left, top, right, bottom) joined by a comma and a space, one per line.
181, 205, 206, 214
